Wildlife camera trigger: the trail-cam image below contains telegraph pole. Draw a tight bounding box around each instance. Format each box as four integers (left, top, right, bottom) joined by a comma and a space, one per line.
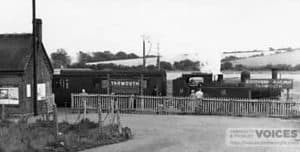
142, 37, 146, 68
32, 0, 38, 115
157, 42, 160, 70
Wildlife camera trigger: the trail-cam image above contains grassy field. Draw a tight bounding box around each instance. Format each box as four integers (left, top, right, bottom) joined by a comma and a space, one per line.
62, 113, 300, 152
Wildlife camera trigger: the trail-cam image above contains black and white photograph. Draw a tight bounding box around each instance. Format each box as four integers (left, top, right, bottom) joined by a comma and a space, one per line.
0, 0, 300, 151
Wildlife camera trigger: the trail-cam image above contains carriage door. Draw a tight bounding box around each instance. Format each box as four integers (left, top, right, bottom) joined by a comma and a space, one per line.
94, 78, 103, 94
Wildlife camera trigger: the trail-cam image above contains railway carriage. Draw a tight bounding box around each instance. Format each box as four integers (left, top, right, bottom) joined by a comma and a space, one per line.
53, 68, 166, 107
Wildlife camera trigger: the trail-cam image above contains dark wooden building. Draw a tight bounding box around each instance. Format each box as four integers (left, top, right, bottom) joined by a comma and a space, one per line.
53, 68, 166, 107
0, 19, 53, 116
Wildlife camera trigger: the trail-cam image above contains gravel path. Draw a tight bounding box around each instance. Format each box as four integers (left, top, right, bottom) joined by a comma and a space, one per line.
58, 113, 300, 152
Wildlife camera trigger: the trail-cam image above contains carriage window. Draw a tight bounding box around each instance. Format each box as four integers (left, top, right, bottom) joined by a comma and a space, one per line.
65, 79, 69, 89
55, 79, 69, 89
55, 80, 60, 88
188, 77, 204, 86
60, 79, 65, 88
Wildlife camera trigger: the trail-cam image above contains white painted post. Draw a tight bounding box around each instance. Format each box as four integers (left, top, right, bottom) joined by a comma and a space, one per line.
129, 95, 133, 112
98, 103, 103, 135
110, 96, 115, 124
83, 99, 87, 120
116, 107, 121, 133
53, 104, 58, 140
141, 96, 144, 111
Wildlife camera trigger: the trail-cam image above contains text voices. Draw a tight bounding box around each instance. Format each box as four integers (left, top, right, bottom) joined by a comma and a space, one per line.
255, 129, 298, 138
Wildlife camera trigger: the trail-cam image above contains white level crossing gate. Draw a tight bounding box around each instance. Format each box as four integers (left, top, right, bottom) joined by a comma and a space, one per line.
71, 94, 197, 114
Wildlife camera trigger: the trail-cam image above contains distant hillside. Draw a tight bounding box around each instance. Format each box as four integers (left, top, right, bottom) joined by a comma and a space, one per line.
230, 50, 300, 67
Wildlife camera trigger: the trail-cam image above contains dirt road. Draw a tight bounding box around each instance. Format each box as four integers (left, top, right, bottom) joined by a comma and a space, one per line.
65, 114, 300, 152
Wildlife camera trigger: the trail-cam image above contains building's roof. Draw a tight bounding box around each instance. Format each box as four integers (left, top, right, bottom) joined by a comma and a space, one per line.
53, 68, 166, 77
0, 34, 33, 72
0, 33, 53, 73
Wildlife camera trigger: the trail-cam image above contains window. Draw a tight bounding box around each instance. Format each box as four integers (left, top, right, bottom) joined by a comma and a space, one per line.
26, 84, 31, 97
60, 79, 65, 88
65, 79, 69, 89
55, 79, 60, 88
0, 86, 19, 104
37, 83, 46, 100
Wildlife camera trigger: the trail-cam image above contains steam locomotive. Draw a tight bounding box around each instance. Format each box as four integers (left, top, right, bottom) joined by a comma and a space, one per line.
173, 69, 293, 99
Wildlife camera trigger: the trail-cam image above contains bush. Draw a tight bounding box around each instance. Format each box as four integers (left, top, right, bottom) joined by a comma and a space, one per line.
234, 64, 245, 71
221, 62, 233, 70
221, 56, 240, 62
0, 118, 132, 152
0, 120, 55, 152
160, 61, 173, 70
294, 64, 300, 70
173, 59, 200, 71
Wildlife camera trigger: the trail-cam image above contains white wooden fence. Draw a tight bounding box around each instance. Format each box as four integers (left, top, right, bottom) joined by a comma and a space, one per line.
199, 98, 300, 118
71, 94, 197, 114
71, 94, 300, 118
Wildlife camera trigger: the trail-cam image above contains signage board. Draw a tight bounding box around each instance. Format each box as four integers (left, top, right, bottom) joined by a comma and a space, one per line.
0, 87, 19, 104
245, 79, 293, 89
110, 79, 141, 88
101, 79, 148, 93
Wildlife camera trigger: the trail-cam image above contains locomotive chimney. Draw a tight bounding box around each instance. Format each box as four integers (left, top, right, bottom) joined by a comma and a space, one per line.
272, 68, 278, 79
241, 71, 250, 83
217, 74, 223, 82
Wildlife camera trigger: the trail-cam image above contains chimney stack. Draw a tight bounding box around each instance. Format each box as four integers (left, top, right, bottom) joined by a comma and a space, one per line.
272, 68, 278, 80
35, 18, 42, 42
241, 71, 251, 83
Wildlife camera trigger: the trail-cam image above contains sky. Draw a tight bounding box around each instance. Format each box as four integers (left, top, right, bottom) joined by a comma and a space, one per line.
1, 0, 300, 70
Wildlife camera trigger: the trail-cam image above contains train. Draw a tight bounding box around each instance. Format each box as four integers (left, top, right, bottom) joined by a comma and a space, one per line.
53, 68, 293, 107
172, 69, 293, 99
53, 68, 167, 107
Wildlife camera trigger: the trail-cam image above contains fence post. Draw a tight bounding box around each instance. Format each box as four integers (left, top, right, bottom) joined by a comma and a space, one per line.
116, 107, 121, 133
71, 93, 74, 111
53, 104, 59, 141
1, 104, 5, 121
129, 95, 134, 113
83, 99, 87, 120
230, 99, 234, 116
110, 96, 115, 124
98, 103, 103, 135
141, 96, 144, 111
266, 101, 270, 117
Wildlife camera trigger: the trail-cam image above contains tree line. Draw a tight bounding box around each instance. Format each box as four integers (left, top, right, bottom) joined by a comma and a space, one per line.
221, 62, 300, 71
50, 49, 200, 71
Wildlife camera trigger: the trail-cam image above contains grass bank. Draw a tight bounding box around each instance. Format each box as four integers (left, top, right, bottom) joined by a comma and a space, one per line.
0, 118, 132, 152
